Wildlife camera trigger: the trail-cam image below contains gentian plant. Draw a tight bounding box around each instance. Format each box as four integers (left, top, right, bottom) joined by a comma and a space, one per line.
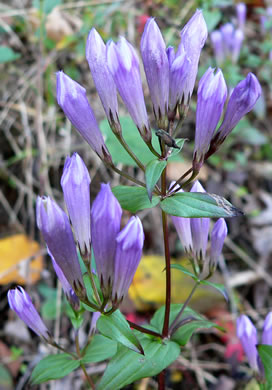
8, 9, 266, 390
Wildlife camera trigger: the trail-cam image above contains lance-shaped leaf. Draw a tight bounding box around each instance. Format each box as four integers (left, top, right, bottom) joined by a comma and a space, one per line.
31, 354, 80, 384
112, 186, 160, 213
160, 192, 242, 218
97, 336, 180, 390
145, 159, 167, 201
97, 310, 144, 354
151, 304, 222, 346
81, 334, 117, 364
200, 280, 228, 301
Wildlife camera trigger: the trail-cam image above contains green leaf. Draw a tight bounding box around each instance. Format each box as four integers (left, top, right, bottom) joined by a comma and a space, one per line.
112, 186, 160, 213
171, 264, 197, 280
0, 46, 20, 63
97, 310, 144, 354
145, 159, 167, 201
160, 192, 242, 218
200, 280, 228, 301
31, 354, 80, 384
151, 304, 221, 346
99, 116, 182, 167
81, 334, 117, 364
257, 345, 272, 387
98, 336, 180, 389
65, 304, 84, 329
41, 297, 65, 320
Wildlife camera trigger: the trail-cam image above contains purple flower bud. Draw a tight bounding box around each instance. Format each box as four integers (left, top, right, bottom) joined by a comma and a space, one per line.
210, 218, 228, 270
220, 23, 234, 54
170, 185, 193, 253
193, 67, 227, 168
237, 315, 259, 371
90, 312, 101, 335
49, 250, 80, 311
86, 28, 119, 125
232, 29, 244, 63
61, 153, 91, 255
36, 196, 84, 295
56, 71, 112, 163
190, 181, 210, 261
8, 287, 50, 341
141, 18, 169, 122
176, 10, 208, 105
91, 183, 122, 295
214, 73, 261, 145
107, 38, 151, 142
236, 3, 247, 29
210, 30, 224, 65
262, 312, 272, 345
168, 47, 190, 111
112, 216, 144, 303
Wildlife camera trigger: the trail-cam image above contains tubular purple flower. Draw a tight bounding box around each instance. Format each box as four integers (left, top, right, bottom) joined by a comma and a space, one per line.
91, 183, 122, 295
168, 47, 190, 111
237, 315, 259, 371
56, 71, 112, 163
236, 3, 247, 30
8, 287, 50, 341
262, 312, 272, 345
112, 216, 144, 304
193, 67, 227, 169
213, 73, 261, 146
170, 185, 193, 253
90, 312, 101, 335
190, 181, 210, 261
61, 153, 91, 255
176, 10, 208, 105
220, 23, 234, 54
232, 29, 244, 63
210, 30, 224, 65
141, 18, 169, 123
86, 28, 119, 125
49, 251, 80, 311
107, 38, 151, 142
210, 218, 228, 270
36, 196, 85, 296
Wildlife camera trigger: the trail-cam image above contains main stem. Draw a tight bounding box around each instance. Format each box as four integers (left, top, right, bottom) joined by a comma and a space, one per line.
162, 208, 171, 337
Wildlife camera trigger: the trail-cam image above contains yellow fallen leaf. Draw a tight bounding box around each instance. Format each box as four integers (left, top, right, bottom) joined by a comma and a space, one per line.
0, 234, 43, 285
129, 255, 224, 312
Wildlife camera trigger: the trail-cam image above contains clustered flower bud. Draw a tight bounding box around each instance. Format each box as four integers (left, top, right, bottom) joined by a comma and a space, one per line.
55, 10, 260, 168
171, 181, 228, 275
211, 23, 244, 66
8, 153, 145, 339
91, 183, 144, 304
237, 312, 272, 376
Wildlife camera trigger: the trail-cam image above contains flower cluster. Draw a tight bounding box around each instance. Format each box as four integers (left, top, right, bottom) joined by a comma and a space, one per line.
57, 10, 260, 178
237, 313, 272, 375
171, 181, 228, 275
8, 153, 144, 338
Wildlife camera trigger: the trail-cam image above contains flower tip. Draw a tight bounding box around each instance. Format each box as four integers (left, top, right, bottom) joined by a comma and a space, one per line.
237, 315, 256, 338
86, 27, 104, 56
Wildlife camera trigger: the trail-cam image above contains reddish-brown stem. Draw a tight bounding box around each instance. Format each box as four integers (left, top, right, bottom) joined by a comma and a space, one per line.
158, 370, 165, 390
127, 321, 162, 339
161, 207, 171, 337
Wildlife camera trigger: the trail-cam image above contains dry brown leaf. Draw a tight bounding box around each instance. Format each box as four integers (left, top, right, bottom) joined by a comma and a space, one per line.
0, 234, 43, 285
